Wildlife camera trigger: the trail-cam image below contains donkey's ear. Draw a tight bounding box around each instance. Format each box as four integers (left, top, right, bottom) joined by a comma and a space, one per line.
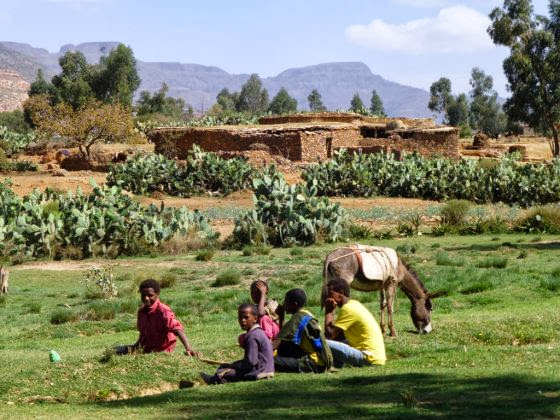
427, 291, 447, 299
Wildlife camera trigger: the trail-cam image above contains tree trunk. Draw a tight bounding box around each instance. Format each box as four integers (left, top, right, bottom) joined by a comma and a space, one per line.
552, 124, 560, 158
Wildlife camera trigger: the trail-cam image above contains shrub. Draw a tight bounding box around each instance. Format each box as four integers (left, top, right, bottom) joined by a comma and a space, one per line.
441, 200, 472, 226
212, 269, 241, 287
233, 168, 347, 247
476, 256, 508, 269
460, 280, 494, 294
159, 273, 177, 289
195, 249, 215, 261
540, 277, 560, 292
436, 252, 465, 267
242, 245, 272, 256
302, 149, 560, 207
107, 146, 258, 197
23, 302, 42, 314
83, 301, 117, 321
347, 223, 374, 240
514, 207, 560, 234
83, 266, 118, 299
290, 247, 304, 257
50, 308, 78, 324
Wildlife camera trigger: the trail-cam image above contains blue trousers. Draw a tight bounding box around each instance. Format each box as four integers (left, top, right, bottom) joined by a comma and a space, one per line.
326, 340, 372, 368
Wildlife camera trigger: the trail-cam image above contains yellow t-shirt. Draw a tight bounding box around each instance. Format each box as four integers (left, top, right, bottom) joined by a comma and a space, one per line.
334, 299, 386, 365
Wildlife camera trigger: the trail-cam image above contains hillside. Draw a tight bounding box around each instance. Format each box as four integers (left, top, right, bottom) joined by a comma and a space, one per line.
0, 41, 431, 117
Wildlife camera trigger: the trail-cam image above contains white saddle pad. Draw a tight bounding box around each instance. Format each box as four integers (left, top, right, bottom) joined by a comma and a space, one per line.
357, 245, 398, 281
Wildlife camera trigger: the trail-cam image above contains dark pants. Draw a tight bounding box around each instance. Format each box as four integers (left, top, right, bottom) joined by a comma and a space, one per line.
274, 341, 325, 373
209, 361, 249, 384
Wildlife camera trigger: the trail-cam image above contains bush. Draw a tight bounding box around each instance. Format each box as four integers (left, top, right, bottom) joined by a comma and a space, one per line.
23, 302, 42, 314
289, 247, 304, 256
212, 269, 241, 287
476, 256, 508, 269
347, 223, 374, 240
460, 280, 494, 294
441, 200, 472, 226
159, 273, 177, 289
0, 180, 217, 260
436, 252, 465, 267
83, 301, 117, 320
107, 146, 258, 197
195, 249, 215, 261
233, 168, 348, 247
540, 277, 560, 292
50, 308, 78, 324
242, 245, 272, 256
302, 149, 560, 207
514, 207, 560, 234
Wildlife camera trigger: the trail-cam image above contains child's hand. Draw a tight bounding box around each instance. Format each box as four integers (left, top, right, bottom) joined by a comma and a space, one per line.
276, 304, 285, 319
324, 298, 337, 313
185, 349, 200, 357
256, 281, 267, 296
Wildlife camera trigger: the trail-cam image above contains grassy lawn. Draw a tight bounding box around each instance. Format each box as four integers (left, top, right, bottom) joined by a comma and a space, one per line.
1, 234, 559, 418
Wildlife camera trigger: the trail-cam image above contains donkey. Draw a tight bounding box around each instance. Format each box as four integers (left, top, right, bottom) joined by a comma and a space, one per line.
322, 245, 439, 336
0, 266, 8, 295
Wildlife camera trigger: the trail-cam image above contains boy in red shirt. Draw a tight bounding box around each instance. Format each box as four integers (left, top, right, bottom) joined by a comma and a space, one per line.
120, 279, 198, 355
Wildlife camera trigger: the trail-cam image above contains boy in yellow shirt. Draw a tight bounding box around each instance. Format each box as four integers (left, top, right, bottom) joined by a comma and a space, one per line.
324, 279, 386, 367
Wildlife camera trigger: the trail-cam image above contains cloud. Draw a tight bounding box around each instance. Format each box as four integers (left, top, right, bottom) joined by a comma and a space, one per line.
346, 5, 494, 54
392, 0, 449, 7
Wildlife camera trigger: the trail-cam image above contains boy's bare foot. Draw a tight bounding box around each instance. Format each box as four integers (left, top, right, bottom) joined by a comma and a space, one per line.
199, 372, 215, 385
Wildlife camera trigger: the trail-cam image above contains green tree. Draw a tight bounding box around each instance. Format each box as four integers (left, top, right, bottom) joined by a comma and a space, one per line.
136, 83, 185, 118
28, 69, 57, 99
236, 74, 269, 115
91, 44, 140, 107
489, 0, 560, 154
51, 51, 94, 109
349, 93, 367, 114
468, 67, 507, 138
428, 77, 452, 118
445, 93, 470, 127
268, 87, 298, 115
0, 110, 32, 134
370, 89, 386, 116
216, 88, 238, 112
308, 89, 326, 111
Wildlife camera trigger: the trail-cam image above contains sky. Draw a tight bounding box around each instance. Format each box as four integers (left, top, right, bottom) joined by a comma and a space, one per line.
0, 0, 551, 96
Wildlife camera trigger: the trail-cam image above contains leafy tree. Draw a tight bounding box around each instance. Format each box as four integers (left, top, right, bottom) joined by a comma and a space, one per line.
28, 69, 57, 99
268, 88, 298, 115
236, 74, 269, 115
216, 88, 238, 113
428, 77, 452, 118
51, 51, 94, 110
370, 89, 386, 116
489, 0, 560, 154
468, 67, 507, 138
25, 95, 138, 158
446, 93, 470, 127
349, 93, 367, 114
0, 110, 32, 133
308, 89, 326, 111
91, 44, 140, 107
136, 83, 185, 118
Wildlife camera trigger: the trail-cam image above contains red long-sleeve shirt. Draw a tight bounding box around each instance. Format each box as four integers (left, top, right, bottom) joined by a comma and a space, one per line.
137, 300, 184, 353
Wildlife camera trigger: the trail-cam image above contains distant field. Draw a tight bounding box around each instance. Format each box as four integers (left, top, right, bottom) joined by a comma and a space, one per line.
1, 234, 559, 418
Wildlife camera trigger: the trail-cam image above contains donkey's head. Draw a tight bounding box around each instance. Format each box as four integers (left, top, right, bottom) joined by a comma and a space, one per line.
410, 296, 433, 334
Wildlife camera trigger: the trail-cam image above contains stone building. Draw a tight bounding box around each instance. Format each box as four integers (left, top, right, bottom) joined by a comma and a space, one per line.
150, 113, 459, 161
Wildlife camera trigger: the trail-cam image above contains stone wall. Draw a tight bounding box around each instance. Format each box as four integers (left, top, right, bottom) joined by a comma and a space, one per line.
358, 128, 459, 158
152, 127, 304, 160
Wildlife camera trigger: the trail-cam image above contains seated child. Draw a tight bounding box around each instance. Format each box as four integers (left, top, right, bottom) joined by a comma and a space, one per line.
273, 288, 333, 373
117, 279, 198, 355
239, 280, 279, 345
202, 303, 274, 385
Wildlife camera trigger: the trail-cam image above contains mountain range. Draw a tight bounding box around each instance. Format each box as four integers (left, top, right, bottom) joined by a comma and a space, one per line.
0, 41, 432, 117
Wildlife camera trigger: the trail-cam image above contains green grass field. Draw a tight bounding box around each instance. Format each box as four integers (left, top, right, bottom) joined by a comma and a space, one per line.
1, 234, 559, 419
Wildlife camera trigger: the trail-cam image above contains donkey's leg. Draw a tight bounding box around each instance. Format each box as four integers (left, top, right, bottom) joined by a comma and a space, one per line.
379, 289, 386, 335
387, 282, 397, 337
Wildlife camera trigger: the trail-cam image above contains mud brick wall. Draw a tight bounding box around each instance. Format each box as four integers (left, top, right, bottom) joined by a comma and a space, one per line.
300, 127, 362, 161
358, 129, 459, 159
152, 128, 304, 160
